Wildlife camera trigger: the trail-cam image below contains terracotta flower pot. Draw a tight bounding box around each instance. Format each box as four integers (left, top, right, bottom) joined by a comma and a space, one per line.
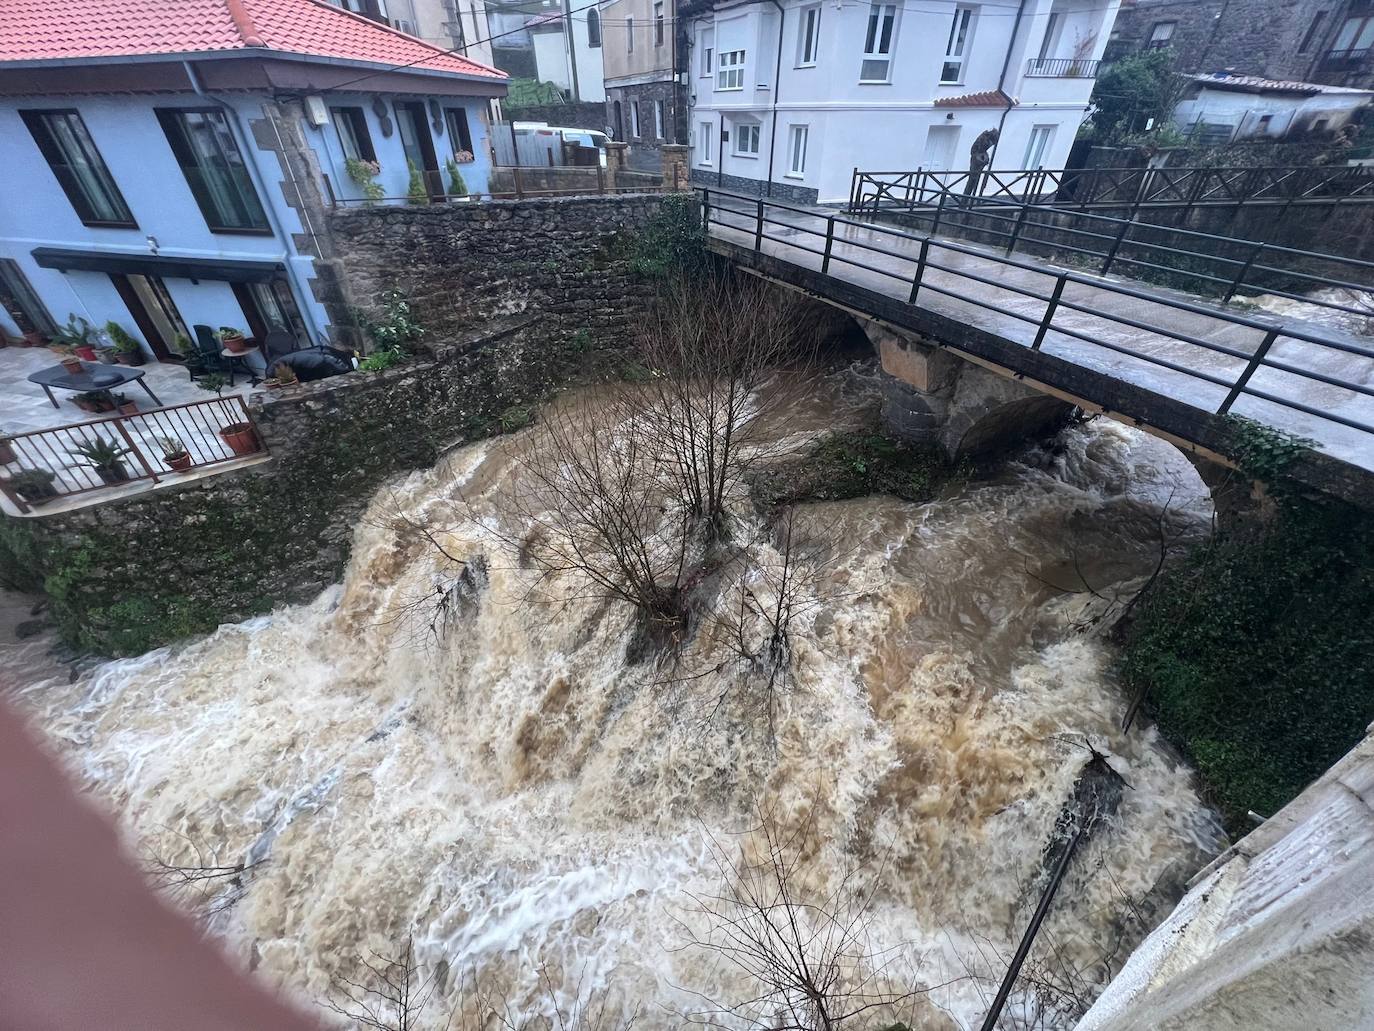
61, 357, 83, 375
223, 336, 249, 354
75, 345, 98, 361
117, 401, 139, 416
219, 422, 261, 457
165, 453, 192, 472
21, 331, 43, 348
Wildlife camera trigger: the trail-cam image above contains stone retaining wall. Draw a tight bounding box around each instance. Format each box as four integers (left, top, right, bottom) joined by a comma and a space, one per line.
325, 193, 679, 348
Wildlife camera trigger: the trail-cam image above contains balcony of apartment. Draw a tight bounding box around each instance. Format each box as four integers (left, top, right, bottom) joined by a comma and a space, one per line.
1025, 57, 1101, 79
1317, 47, 1373, 75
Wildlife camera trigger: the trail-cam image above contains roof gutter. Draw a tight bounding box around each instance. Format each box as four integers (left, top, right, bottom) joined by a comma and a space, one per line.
988, 0, 1030, 169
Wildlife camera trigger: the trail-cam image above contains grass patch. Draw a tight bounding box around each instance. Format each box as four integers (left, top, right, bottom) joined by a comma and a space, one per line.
755, 432, 966, 508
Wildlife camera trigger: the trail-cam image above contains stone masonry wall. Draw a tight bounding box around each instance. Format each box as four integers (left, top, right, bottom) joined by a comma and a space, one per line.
0, 318, 607, 656
324, 193, 679, 348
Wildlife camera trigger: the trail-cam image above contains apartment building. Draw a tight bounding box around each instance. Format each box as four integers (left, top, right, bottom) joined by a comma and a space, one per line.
687, 0, 1121, 203
602, 0, 684, 168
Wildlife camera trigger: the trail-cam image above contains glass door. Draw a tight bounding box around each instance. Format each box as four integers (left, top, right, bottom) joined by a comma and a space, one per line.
394, 100, 443, 200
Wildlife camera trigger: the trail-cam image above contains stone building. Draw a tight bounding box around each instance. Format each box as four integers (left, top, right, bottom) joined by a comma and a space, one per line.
1106, 0, 1374, 90
601, 0, 686, 169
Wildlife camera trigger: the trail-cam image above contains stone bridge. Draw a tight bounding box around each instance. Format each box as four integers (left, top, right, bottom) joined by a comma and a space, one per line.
700, 189, 1374, 514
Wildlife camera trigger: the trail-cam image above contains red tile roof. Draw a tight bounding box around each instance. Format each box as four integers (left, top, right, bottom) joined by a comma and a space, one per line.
0, 0, 504, 79
934, 89, 1017, 108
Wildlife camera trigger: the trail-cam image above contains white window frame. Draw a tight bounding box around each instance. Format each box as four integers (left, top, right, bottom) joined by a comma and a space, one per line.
860, 2, 897, 84
733, 122, 760, 156
717, 49, 745, 90
1022, 124, 1055, 169
627, 15, 635, 53
1147, 20, 1176, 49
786, 124, 808, 177
700, 30, 714, 76
797, 4, 821, 67
699, 120, 713, 164
941, 6, 974, 84
654, 99, 665, 139
630, 99, 641, 137
1037, 11, 1060, 61
654, 1, 664, 46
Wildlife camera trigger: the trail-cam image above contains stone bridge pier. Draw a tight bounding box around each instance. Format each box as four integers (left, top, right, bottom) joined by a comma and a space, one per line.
868, 324, 1073, 461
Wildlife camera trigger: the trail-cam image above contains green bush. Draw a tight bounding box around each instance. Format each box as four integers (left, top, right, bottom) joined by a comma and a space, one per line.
1122, 497, 1374, 832
630, 194, 707, 280
753, 432, 964, 508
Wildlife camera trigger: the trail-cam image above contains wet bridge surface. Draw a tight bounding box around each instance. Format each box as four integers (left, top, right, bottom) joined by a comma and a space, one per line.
700, 189, 1374, 499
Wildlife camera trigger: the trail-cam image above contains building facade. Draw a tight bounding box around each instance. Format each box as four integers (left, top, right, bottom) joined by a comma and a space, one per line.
602, 0, 685, 168
686, 0, 1121, 204
1173, 74, 1372, 143
1106, 0, 1374, 91
528, 9, 608, 102
0, 0, 505, 359
326, 0, 497, 67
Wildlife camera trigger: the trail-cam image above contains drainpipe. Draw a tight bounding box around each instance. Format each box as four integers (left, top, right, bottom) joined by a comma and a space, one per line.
181, 60, 328, 347
988, 0, 1031, 170
763, 0, 785, 197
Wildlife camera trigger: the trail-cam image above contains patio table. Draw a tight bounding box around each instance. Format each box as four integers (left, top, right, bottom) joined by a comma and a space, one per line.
26, 362, 163, 411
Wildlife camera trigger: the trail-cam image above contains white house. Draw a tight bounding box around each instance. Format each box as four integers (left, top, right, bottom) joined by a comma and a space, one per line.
1173, 73, 1374, 144
687, 0, 1121, 204
528, 9, 608, 103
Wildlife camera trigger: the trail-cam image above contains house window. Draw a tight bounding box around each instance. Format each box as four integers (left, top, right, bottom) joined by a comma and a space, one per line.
1298, 11, 1327, 53
331, 107, 376, 162
155, 108, 270, 233
0, 259, 57, 338
654, 1, 664, 46
1022, 124, 1055, 168
699, 121, 714, 163
718, 50, 746, 89
20, 110, 136, 227
798, 5, 821, 66
1037, 11, 1060, 60
1147, 20, 1176, 49
734, 123, 760, 155
627, 15, 635, 52
701, 29, 714, 76
1333, 15, 1374, 54
941, 6, 974, 83
631, 100, 641, 137
654, 99, 665, 139
587, 8, 601, 48
787, 124, 808, 175
861, 2, 898, 83
445, 108, 474, 156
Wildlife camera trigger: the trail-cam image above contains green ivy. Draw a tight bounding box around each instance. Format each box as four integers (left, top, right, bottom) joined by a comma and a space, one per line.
630, 194, 707, 280
1221, 414, 1316, 484
1122, 496, 1374, 833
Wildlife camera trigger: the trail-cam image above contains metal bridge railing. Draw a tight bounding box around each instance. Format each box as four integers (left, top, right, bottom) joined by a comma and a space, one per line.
697, 187, 1374, 455
846, 174, 1374, 324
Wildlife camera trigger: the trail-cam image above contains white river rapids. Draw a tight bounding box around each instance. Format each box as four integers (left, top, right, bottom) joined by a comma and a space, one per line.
4, 371, 1226, 1029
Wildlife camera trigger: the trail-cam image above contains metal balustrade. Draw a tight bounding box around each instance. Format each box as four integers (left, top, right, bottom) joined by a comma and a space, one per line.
0, 395, 265, 514
1025, 57, 1101, 77
697, 187, 1374, 462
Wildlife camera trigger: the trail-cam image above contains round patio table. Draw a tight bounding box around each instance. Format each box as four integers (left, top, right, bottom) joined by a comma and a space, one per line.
27, 361, 163, 411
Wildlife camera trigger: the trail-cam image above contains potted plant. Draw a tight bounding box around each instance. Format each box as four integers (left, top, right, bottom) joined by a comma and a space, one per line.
53, 314, 95, 357
275, 363, 298, 386
72, 389, 116, 414
106, 322, 146, 366
69, 436, 132, 484
4, 468, 58, 504
194, 373, 261, 457
219, 326, 249, 354
21, 330, 44, 347
58, 349, 84, 376
446, 158, 469, 200
113, 392, 139, 416
345, 157, 385, 205
96, 345, 117, 364
158, 436, 192, 472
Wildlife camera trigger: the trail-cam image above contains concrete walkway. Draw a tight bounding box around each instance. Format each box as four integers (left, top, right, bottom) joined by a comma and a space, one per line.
706, 195, 1374, 473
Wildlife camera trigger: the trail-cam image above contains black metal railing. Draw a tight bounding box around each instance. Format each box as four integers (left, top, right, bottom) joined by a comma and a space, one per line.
849, 165, 1374, 215
1320, 47, 1373, 72
697, 187, 1374, 457
846, 172, 1374, 323
1025, 57, 1101, 77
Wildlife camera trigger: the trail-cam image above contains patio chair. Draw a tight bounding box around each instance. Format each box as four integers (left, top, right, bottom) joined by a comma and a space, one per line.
187, 324, 233, 384
261, 330, 298, 365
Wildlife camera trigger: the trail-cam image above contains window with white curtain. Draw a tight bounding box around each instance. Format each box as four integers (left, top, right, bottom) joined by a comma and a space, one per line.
941, 6, 975, 83
860, 2, 897, 82
787, 124, 808, 176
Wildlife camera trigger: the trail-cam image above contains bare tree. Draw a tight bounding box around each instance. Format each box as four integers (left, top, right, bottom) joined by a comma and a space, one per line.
673, 811, 941, 1030
145, 832, 266, 920
324, 936, 439, 1031
638, 272, 810, 547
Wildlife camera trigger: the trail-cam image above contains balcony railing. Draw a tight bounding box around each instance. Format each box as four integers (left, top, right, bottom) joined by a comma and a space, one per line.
0, 396, 265, 514
1025, 57, 1101, 78
1320, 47, 1372, 72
